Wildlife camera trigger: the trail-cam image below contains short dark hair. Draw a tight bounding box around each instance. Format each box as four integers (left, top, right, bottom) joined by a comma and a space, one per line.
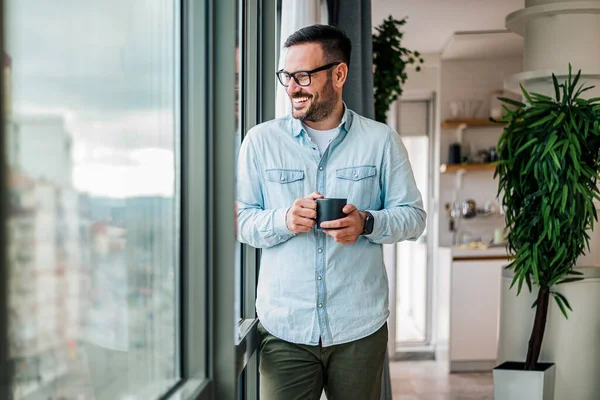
284, 24, 351, 67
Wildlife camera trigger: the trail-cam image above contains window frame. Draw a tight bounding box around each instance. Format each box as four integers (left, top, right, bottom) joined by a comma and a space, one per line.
0, 0, 277, 398
0, 1, 12, 399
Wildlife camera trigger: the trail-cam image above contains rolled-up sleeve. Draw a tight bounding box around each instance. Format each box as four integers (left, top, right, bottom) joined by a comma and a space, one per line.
236, 134, 295, 248
365, 128, 426, 244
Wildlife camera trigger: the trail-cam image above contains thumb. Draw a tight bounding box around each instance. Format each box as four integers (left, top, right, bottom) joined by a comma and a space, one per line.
343, 204, 357, 214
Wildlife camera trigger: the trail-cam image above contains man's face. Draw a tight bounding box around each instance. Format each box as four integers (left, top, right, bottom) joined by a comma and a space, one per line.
284, 43, 338, 123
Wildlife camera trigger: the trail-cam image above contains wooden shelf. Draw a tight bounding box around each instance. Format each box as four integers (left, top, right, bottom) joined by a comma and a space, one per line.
440, 163, 497, 174
441, 118, 506, 129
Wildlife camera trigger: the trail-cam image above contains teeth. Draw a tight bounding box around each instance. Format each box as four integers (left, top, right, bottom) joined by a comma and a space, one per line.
294, 97, 309, 102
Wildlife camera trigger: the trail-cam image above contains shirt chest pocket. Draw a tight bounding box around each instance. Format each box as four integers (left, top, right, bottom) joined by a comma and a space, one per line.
265, 169, 305, 206
335, 165, 378, 209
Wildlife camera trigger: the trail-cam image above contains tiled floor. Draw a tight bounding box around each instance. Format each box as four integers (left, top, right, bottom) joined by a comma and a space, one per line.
389, 360, 493, 400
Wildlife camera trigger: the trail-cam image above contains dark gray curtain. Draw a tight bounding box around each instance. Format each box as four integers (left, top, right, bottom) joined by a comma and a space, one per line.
328, 0, 375, 120
328, 4, 391, 400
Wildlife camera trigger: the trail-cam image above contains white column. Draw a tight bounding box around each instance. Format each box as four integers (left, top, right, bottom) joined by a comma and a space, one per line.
500, 3, 600, 399
504, 0, 600, 269
505, 0, 600, 97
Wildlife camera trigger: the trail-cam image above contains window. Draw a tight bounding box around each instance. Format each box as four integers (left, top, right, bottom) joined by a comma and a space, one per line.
2, 0, 278, 399
4, 1, 181, 398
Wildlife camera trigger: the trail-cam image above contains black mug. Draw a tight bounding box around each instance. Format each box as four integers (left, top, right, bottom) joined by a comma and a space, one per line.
316, 198, 347, 229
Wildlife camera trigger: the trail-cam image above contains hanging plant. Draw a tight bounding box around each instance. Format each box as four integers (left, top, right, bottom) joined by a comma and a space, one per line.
494, 65, 600, 370
372, 15, 423, 123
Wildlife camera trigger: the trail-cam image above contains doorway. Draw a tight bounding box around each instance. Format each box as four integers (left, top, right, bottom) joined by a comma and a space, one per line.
393, 98, 434, 356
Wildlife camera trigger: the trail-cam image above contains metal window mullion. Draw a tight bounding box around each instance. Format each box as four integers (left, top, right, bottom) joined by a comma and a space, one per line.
425, 96, 436, 347
181, 0, 210, 390
261, 0, 276, 123
0, 0, 14, 398
209, 0, 237, 399
242, 0, 259, 323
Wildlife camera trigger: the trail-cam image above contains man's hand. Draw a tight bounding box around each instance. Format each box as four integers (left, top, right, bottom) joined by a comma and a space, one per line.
320, 204, 366, 245
285, 192, 324, 234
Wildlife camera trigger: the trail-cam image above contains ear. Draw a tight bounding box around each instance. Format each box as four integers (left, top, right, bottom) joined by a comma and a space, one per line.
333, 62, 348, 88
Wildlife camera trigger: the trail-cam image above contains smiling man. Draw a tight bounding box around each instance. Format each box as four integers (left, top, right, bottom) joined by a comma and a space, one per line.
236, 25, 426, 400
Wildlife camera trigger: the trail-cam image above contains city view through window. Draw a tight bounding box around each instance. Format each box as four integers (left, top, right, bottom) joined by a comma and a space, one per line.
4, 1, 181, 398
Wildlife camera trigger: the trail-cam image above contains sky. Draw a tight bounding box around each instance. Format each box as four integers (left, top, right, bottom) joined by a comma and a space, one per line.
6, 0, 179, 198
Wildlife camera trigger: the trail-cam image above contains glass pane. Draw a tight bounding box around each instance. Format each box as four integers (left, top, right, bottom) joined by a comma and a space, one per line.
4, 1, 181, 398
396, 135, 429, 344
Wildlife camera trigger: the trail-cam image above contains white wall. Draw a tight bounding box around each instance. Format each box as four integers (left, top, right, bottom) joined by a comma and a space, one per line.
438, 57, 522, 247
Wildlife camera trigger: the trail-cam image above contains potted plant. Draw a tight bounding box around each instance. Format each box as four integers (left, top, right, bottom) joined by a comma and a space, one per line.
372, 15, 423, 123
492, 65, 600, 399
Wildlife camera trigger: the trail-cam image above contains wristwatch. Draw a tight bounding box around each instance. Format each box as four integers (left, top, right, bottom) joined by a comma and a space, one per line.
362, 211, 374, 235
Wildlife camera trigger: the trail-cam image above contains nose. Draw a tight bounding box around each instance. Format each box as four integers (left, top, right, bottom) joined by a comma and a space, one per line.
286, 79, 301, 96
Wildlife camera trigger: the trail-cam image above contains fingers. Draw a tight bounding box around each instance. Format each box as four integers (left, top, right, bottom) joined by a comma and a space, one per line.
320, 206, 359, 229
319, 216, 351, 230
295, 197, 318, 211
286, 196, 320, 234
287, 214, 315, 233
323, 227, 359, 244
321, 205, 362, 244
304, 191, 324, 200
295, 207, 317, 220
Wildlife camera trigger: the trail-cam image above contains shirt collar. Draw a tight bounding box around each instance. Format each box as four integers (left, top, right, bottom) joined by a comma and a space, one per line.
291, 102, 351, 137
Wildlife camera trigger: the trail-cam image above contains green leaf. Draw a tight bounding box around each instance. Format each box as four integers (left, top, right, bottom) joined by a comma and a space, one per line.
553, 112, 566, 127
550, 150, 561, 170
557, 277, 585, 284
554, 291, 573, 312
520, 84, 534, 105
568, 270, 585, 276
560, 184, 568, 212
541, 135, 558, 159
514, 138, 538, 157
498, 97, 526, 108
528, 114, 554, 128
552, 74, 560, 101
554, 294, 569, 319
570, 68, 581, 99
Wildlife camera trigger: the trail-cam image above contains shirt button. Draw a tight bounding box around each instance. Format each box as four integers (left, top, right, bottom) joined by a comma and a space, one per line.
317, 276, 322, 280
354, 173, 359, 178
318, 248, 323, 253
319, 166, 323, 171
280, 177, 285, 181
318, 303, 323, 308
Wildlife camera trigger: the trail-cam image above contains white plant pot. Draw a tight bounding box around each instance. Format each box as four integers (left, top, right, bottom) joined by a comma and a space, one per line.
493, 361, 555, 400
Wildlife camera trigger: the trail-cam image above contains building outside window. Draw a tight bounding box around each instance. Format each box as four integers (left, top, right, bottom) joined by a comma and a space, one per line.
3, 1, 181, 398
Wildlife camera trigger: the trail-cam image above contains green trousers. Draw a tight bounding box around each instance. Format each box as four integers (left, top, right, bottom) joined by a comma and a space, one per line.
258, 322, 388, 400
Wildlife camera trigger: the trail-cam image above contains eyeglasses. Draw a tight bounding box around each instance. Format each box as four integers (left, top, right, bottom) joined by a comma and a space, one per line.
276, 62, 341, 87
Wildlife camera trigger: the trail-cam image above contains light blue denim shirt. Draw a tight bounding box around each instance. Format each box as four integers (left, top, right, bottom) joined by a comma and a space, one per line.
237, 107, 426, 346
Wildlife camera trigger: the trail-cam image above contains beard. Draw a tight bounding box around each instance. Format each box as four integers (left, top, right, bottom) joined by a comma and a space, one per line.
290, 76, 337, 122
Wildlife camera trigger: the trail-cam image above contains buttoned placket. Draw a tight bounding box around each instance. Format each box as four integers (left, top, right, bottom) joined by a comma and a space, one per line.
297, 118, 349, 346
300, 128, 330, 344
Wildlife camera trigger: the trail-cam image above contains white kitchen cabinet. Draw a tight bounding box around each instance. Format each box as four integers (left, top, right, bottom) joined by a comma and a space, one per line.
449, 258, 506, 372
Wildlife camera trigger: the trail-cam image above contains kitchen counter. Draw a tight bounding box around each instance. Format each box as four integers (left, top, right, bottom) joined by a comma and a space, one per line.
437, 245, 510, 372
442, 245, 511, 260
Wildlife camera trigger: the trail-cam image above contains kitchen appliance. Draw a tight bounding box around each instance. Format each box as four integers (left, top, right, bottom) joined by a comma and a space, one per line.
449, 142, 461, 164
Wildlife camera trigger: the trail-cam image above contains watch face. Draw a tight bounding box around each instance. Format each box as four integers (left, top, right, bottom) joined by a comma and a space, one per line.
364, 212, 374, 234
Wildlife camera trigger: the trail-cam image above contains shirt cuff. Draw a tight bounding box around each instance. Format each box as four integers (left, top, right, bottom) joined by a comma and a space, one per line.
273, 207, 294, 237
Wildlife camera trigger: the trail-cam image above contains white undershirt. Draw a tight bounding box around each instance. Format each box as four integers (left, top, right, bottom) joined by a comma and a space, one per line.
302, 123, 340, 157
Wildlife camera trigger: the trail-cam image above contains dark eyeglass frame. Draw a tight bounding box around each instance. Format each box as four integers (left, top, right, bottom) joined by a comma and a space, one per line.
276, 62, 342, 87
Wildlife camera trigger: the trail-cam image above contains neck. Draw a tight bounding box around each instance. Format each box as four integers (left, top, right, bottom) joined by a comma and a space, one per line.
303, 101, 344, 131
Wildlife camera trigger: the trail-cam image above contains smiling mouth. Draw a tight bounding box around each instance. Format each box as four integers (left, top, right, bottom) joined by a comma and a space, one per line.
292, 95, 311, 106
